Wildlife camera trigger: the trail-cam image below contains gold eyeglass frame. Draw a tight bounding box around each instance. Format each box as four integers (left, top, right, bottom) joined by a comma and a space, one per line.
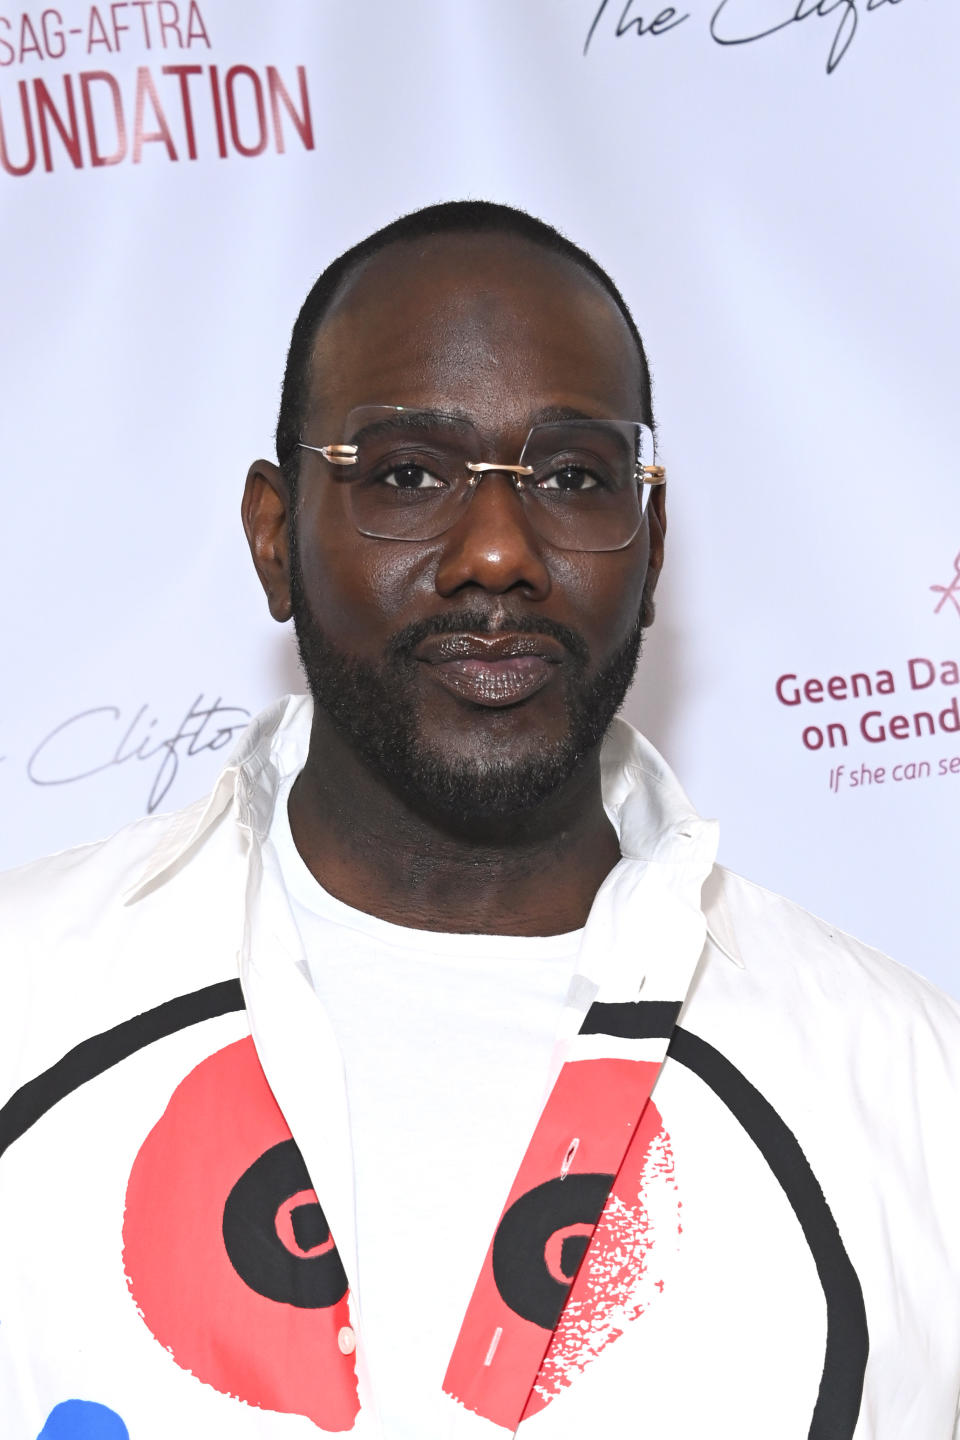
294, 409, 665, 550
298, 443, 665, 487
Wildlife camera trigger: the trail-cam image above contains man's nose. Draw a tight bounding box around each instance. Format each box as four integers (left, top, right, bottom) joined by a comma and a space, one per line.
433, 472, 551, 600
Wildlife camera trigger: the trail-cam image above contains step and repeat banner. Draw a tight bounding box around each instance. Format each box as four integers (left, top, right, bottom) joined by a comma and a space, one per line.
1, 1, 958, 993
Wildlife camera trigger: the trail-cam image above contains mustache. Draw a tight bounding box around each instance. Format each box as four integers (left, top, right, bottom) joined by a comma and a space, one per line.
386, 609, 590, 666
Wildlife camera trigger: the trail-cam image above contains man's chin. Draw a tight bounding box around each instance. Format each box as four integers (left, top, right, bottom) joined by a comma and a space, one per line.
378, 734, 592, 827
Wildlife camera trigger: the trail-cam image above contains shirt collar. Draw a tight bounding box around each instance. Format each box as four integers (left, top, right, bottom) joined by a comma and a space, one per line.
122, 694, 308, 903
122, 695, 742, 967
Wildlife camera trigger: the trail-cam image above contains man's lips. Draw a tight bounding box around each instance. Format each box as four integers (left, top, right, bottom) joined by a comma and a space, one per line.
414, 631, 565, 708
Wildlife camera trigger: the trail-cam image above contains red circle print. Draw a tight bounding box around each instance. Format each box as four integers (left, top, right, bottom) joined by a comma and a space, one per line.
122, 1037, 359, 1431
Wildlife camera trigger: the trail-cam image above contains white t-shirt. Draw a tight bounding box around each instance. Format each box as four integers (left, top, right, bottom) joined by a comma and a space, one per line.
270, 780, 584, 1439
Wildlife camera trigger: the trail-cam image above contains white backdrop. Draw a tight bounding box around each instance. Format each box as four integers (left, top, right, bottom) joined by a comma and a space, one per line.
2, 0, 958, 993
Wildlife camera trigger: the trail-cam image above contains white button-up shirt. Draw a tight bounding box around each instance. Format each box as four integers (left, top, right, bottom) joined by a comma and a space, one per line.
1, 695, 958, 1439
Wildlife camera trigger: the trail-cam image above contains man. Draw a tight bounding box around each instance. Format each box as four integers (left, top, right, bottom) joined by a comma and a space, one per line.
1, 201, 958, 1440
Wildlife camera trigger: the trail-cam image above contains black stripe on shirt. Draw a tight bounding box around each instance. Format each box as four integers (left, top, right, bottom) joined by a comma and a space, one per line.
0, 977, 245, 1160
579, 999, 682, 1039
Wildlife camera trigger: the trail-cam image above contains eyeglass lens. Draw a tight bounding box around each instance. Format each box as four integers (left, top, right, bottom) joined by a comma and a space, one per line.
329, 406, 656, 552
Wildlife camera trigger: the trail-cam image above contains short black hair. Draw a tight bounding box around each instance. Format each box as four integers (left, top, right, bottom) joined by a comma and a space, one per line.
275, 199, 652, 485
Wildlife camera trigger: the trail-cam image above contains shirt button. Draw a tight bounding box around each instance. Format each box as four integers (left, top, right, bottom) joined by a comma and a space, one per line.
338, 1326, 356, 1355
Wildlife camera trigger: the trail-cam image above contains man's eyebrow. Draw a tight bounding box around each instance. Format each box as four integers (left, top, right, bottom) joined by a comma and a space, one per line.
348, 410, 474, 443
528, 406, 609, 425
347, 406, 619, 446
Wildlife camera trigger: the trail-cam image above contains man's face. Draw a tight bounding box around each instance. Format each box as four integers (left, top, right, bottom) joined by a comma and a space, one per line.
263, 233, 663, 822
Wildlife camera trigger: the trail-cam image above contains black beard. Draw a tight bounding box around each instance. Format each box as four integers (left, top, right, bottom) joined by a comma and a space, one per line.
288, 547, 644, 827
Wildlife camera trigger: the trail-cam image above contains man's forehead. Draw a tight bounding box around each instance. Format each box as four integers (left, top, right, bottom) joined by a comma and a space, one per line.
306, 232, 645, 430
326, 230, 614, 315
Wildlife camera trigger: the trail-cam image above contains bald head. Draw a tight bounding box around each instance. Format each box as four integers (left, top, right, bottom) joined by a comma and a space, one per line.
305, 232, 647, 451
275, 201, 652, 481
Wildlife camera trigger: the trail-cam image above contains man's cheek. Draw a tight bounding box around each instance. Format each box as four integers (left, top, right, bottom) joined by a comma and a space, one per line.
301, 548, 384, 645
562, 574, 645, 660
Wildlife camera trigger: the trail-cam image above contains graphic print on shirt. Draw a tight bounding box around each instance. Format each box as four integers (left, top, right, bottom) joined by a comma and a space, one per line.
0, 980, 867, 1438
122, 1036, 360, 1432
444, 1057, 680, 1430
444, 1011, 867, 1439
37, 1399, 130, 1438
526, 1111, 678, 1414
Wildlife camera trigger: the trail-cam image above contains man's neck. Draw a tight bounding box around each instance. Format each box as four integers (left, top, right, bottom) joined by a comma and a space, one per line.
286, 714, 621, 937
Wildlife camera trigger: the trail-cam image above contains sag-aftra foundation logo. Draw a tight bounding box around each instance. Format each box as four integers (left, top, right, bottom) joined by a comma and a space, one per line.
0, 4, 315, 175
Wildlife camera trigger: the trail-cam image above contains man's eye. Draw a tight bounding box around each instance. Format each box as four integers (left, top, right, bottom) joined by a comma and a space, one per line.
381, 465, 445, 490
538, 466, 599, 492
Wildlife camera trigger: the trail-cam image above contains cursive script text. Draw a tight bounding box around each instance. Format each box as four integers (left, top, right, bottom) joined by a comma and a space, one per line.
585, 0, 916, 72
28, 695, 250, 813
710, 0, 911, 76
584, 0, 689, 54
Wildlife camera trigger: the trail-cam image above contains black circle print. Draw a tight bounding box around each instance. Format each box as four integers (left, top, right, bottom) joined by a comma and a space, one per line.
492, 1173, 614, 1329
222, 1139, 349, 1308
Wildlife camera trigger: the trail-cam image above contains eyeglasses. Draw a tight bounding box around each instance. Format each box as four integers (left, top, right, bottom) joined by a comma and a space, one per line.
297, 405, 664, 553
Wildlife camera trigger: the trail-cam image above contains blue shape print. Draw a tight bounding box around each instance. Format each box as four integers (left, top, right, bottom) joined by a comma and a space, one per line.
37, 1400, 129, 1439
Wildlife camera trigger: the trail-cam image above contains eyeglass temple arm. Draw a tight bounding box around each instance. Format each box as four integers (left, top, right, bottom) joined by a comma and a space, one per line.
297, 443, 358, 466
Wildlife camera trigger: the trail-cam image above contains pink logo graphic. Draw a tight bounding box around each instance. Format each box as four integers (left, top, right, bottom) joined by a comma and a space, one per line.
931, 551, 960, 617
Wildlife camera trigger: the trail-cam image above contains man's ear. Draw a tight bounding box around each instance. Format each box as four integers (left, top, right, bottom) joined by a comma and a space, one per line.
242, 459, 293, 623
640, 483, 667, 629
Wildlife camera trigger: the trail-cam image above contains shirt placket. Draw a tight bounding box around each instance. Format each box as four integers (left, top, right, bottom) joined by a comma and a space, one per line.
442, 827, 717, 1435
